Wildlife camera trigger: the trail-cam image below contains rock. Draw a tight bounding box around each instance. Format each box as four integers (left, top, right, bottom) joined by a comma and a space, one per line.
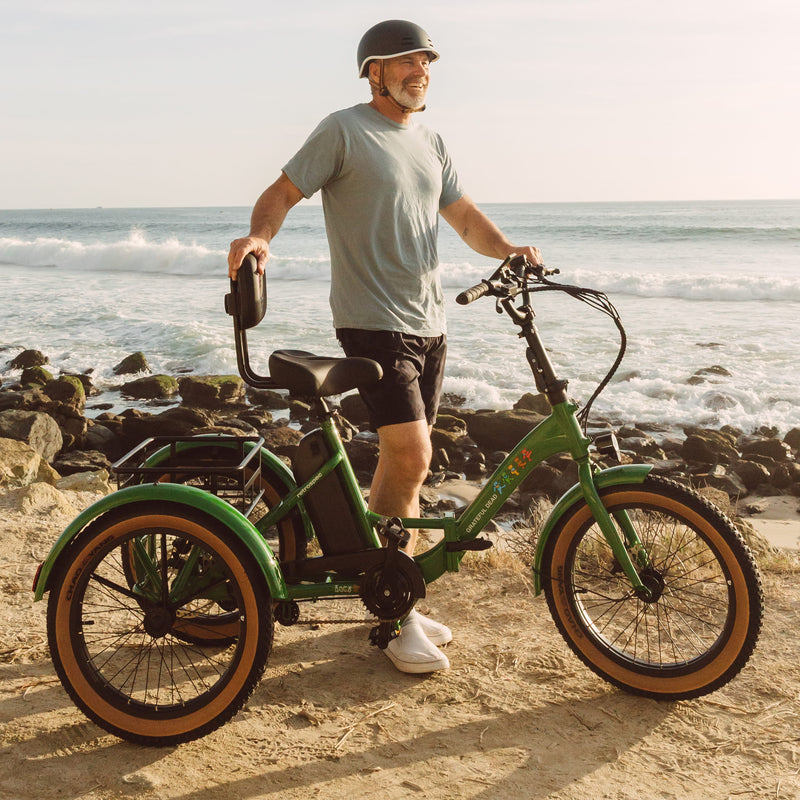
339, 393, 370, 427
785, 428, 800, 452
513, 392, 551, 415
122, 374, 179, 400
771, 462, 800, 489
0, 437, 46, 488
121, 406, 214, 441
20, 366, 53, 386
9, 349, 48, 370
178, 375, 246, 408
44, 376, 86, 414
113, 351, 150, 375
258, 425, 304, 458
466, 409, 546, 452
0, 409, 63, 462
53, 450, 112, 476
344, 436, 380, 477
85, 421, 123, 458
246, 387, 290, 410
55, 469, 112, 493
687, 365, 733, 385
16, 482, 76, 515
732, 460, 772, 492
741, 437, 792, 462
681, 429, 739, 465
693, 468, 747, 499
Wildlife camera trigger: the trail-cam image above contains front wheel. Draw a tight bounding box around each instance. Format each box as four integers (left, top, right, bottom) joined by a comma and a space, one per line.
541, 475, 763, 700
47, 503, 274, 746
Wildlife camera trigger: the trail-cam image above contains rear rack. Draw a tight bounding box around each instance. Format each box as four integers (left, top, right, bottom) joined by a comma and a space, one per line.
112, 436, 266, 519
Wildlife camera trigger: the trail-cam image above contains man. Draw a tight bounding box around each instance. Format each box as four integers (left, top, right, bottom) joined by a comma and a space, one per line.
228, 20, 542, 674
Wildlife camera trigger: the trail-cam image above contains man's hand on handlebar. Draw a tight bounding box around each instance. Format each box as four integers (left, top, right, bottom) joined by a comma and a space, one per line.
228, 236, 270, 281
508, 245, 543, 267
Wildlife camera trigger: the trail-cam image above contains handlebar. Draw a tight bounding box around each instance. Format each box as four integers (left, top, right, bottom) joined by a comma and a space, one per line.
455, 255, 560, 305
455, 281, 491, 305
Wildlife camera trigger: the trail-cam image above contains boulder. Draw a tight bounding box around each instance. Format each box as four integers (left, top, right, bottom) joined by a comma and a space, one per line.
20, 366, 53, 387
16, 482, 76, 516
121, 406, 214, 441
344, 436, 380, 478
0, 409, 63, 462
113, 351, 150, 375
53, 450, 112, 476
740, 437, 792, 463
9, 349, 48, 370
0, 437, 53, 488
246, 387, 290, 410
513, 392, 552, 416
466, 409, 546, 453
785, 428, 800, 452
681, 429, 738, 464
258, 425, 303, 458
732, 460, 772, 492
122, 374, 179, 400
339, 393, 370, 427
55, 469, 112, 493
44, 376, 86, 414
178, 375, 246, 408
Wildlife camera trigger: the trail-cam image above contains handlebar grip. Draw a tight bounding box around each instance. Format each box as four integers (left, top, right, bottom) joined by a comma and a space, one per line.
455, 282, 491, 305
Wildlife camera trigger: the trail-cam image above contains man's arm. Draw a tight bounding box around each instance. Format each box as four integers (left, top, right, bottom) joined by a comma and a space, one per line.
227, 172, 305, 279
440, 195, 542, 265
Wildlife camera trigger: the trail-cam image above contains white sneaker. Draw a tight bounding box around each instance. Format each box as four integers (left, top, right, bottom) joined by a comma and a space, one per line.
384, 616, 450, 674
405, 608, 453, 646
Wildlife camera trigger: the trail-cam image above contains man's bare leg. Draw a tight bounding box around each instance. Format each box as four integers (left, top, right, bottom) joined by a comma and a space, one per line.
368, 419, 451, 672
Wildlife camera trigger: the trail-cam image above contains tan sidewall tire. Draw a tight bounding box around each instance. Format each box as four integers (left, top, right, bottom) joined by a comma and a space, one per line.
51, 512, 266, 741
546, 487, 755, 698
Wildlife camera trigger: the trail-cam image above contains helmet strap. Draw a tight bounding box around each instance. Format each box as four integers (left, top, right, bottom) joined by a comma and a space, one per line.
369, 60, 426, 115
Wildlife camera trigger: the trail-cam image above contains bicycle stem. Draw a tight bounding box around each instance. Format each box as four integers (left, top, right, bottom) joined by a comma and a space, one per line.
504, 295, 652, 599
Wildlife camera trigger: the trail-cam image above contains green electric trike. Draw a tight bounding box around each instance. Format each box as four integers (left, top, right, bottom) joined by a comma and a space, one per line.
33, 254, 764, 746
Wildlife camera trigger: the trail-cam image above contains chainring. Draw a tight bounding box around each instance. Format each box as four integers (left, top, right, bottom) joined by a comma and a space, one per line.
359, 561, 416, 620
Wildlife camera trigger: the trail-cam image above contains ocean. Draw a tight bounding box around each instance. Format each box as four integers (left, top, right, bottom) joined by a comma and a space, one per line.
1, 200, 798, 436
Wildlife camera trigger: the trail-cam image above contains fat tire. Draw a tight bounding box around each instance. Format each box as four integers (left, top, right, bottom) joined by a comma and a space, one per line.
541, 475, 763, 700
47, 503, 273, 746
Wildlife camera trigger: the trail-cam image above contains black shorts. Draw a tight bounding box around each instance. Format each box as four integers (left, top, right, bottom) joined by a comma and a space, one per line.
336, 328, 447, 430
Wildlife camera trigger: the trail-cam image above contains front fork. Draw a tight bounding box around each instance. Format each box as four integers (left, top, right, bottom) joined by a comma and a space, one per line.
576, 459, 654, 600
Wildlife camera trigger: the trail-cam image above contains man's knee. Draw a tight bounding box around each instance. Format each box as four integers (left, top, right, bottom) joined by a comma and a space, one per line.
377, 421, 432, 485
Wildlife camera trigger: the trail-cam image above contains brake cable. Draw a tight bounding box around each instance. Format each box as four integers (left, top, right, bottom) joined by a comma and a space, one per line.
521, 269, 628, 434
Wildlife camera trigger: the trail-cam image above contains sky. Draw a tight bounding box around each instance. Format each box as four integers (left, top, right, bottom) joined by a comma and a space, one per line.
1, 0, 798, 208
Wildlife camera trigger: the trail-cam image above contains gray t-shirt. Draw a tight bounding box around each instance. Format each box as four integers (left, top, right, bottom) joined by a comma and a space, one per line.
282, 103, 464, 336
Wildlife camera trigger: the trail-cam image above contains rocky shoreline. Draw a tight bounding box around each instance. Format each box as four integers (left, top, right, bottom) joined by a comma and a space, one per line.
2, 348, 799, 535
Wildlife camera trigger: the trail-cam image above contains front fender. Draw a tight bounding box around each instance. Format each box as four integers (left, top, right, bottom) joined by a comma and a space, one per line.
532, 464, 653, 595
33, 482, 288, 601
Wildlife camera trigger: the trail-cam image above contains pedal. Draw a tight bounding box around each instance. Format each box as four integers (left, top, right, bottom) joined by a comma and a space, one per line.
377, 517, 411, 549
368, 621, 400, 650
445, 537, 493, 552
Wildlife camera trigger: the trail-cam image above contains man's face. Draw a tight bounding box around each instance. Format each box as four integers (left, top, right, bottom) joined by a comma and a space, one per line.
378, 52, 431, 109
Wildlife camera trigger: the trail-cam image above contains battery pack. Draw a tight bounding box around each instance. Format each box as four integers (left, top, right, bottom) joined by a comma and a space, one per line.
292, 429, 367, 555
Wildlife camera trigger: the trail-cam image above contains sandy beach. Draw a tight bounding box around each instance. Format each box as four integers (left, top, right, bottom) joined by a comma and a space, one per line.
1, 476, 798, 800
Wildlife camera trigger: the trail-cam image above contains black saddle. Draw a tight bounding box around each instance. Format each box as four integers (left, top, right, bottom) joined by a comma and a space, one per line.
269, 349, 381, 397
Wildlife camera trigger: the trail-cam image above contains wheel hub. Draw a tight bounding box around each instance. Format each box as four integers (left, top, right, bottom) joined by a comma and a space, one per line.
634, 568, 666, 603
143, 604, 176, 638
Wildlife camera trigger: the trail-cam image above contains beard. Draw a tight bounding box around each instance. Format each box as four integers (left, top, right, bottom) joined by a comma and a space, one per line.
385, 75, 428, 110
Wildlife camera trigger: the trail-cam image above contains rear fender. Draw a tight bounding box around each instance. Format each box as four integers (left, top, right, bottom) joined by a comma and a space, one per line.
32, 483, 288, 601
532, 464, 653, 594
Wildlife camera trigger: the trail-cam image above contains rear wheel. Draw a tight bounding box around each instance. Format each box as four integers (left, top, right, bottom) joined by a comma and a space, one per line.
47, 503, 273, 746
541, 476, 763, 700
123, 442, 305, 645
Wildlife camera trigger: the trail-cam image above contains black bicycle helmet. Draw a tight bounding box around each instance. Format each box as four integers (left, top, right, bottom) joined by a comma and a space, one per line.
357, 20, 440, 78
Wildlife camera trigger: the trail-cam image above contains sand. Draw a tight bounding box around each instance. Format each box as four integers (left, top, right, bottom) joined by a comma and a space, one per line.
1, 483, 799, 800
